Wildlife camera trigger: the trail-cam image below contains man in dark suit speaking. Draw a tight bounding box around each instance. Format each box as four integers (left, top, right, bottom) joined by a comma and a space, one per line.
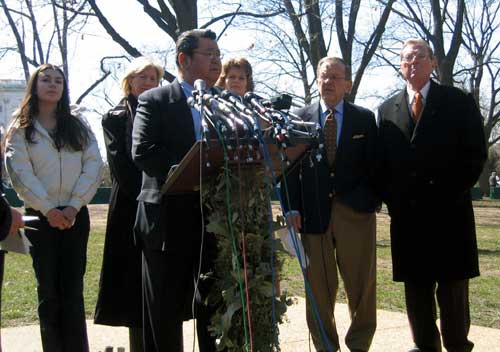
281, 57, 379, 352
131, 29, 222, 352
376, 38, 487, 352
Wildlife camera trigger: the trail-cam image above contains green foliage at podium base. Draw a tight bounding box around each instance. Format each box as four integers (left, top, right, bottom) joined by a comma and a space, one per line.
203, 167, 289, 351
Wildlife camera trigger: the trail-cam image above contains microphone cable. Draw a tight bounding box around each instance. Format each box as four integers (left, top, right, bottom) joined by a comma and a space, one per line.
189, 88, 252, 351
192, 93, 207, 352
233, 127, 254, 352
221, 129, 251, 350
254, 118, 335, 352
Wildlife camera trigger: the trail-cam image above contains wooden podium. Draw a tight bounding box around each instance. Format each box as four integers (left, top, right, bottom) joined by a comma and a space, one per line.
160, 135, 314, 350
161, 137, 312, 194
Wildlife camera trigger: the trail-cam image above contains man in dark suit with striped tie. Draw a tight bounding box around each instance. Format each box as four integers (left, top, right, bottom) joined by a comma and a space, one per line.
376, 38, 487, 352
281, 56, 379, 352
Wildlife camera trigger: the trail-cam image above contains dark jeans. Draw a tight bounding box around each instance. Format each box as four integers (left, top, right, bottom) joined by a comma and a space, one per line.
26, 207, 90, 352
405, 279, 474, 352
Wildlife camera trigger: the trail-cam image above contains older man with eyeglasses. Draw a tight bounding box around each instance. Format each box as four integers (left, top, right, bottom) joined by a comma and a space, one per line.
376, 38, 487, 352
281, 56, 379, 352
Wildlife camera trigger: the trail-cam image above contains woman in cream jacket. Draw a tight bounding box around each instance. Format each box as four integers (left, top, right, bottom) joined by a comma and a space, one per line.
4, 64, 102, 352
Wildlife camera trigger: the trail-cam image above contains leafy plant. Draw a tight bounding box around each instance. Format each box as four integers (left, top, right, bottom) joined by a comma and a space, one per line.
203, 167, 289, 351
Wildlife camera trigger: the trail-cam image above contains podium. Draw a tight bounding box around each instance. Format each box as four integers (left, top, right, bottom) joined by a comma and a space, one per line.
160, 135, 313, 351
161, 137, 312, 194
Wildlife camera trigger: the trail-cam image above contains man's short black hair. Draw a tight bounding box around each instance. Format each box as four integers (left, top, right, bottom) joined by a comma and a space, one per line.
175, 29, 217, 67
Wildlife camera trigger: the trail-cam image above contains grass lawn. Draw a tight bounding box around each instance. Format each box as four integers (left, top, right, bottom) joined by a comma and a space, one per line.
2, 201, 499, 329
279, 199, 500, 329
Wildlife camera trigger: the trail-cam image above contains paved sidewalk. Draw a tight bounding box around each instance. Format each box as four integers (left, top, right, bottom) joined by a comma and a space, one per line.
3, 297, 499, 351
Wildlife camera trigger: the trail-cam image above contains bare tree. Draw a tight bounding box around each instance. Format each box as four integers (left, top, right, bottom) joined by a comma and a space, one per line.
380, 0, 500, 191
85, 0, 285, 82
335, 0, 396, 101
459, 0, 500, 191
0, 0, 91, 82
386, 0, 466, 86
263, 0, 395, 103
460, 0, 500, 147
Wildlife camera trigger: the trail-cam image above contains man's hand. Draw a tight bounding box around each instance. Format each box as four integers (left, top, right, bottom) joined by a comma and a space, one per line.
8, 208, 24, 236
46, 208, 71, 230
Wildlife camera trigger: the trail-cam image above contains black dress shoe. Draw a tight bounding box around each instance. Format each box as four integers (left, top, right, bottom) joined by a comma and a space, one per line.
408, 349, 421, 352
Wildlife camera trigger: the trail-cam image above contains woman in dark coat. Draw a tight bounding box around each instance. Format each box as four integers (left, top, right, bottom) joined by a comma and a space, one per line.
94, 56, 163, 352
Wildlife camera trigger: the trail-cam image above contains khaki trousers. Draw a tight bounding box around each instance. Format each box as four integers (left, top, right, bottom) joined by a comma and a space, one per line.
302, 201, 376, 352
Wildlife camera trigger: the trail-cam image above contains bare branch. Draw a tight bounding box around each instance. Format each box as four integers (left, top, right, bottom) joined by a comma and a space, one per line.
86, 0, 142, 58
0, 0, 31, 80
136, 0, 177, 40
75, 55, 127, 104
201, 8, 285, 29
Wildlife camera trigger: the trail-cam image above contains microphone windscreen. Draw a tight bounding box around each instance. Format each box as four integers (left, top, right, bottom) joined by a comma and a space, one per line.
194, 79, 206, 92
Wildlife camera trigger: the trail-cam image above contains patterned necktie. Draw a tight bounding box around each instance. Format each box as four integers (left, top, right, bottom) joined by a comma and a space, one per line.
323, 109, 337, 166
412, 91, 423, 123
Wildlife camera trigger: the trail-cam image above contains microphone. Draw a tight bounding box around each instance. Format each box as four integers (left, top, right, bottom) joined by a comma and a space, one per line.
220, 90, 253, 115
218, 91, 258, 133
193, 79, 206, 104
244, 91, 290, 125
186, 96, 196, 108
269, 93, 293, 110
243, 92, 269, 115
204, 93, 252, 137
202, 94, 241, 131
203, 93, 234, 117
194, 79, 206, 92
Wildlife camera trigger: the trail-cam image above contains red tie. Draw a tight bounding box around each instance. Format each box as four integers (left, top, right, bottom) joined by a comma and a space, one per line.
324, 109, 337, 165
412, 91, 423, 122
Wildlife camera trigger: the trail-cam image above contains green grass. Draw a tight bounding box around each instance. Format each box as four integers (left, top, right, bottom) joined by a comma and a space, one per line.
279, 201, 500, 329
2, 202, 499, 329
2, 227, 106, 328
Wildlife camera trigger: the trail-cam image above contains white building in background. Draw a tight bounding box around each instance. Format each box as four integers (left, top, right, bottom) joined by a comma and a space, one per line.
0, 79, 25, 133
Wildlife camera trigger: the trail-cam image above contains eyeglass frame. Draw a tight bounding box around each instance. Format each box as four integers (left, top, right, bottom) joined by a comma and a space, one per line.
317, 75, 347, 82
192, 50, 224, 61
401, 52, 430, 63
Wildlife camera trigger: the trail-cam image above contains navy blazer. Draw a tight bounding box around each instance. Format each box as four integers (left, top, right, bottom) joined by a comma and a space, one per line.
281, 100, 379, 234
132, 79, 202, 250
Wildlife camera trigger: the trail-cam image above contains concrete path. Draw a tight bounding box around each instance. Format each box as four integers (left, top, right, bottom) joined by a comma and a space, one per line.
3, 297, 499, 351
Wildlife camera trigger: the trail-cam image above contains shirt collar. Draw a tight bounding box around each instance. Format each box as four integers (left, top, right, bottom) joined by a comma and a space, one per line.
406, 80, 431, 103
179, 79, 194, 97
320, 99, 344, 116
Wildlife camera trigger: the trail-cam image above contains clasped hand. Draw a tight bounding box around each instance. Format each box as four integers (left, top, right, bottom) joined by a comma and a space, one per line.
46, 207, 77, 230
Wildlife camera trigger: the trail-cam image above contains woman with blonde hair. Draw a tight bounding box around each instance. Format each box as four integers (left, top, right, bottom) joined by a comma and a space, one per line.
4, 63, 103, 352
216, 57, 254, 97
94, 56, 163, 352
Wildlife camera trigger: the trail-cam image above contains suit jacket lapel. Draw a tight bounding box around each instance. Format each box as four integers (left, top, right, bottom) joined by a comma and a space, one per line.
411, 80, 440, 142
305, 102, 321, 124
392, 90, 412, 141
171, 79, 196, 145
338, 100, 354, 154
420, 81, 440, 123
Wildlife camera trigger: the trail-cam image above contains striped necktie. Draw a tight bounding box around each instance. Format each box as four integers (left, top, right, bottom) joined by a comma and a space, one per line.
323, 109, 337, 166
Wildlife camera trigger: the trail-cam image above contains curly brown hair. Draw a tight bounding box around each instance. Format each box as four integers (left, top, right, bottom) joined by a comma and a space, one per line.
216, 57, 254, 92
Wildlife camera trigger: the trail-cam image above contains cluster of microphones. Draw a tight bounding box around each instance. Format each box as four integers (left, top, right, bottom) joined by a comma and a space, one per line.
188, 79, 322, 164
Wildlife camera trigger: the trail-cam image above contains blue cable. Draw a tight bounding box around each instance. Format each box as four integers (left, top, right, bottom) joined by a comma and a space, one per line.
255, 126, 334, 352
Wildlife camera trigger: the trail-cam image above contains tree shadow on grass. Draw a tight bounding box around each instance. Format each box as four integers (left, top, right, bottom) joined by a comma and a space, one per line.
477, 248, 500, 256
